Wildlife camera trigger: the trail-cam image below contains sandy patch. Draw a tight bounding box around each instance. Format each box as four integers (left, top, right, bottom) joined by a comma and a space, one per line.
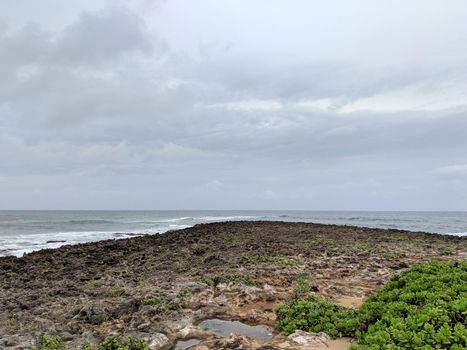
336, 295, 365, 308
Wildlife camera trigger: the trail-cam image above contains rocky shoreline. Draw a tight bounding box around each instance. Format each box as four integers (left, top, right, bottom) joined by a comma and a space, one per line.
1, 221, 466, 349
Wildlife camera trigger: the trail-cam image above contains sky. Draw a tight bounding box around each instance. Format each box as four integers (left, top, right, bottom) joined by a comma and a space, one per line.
0, 0, 467, 210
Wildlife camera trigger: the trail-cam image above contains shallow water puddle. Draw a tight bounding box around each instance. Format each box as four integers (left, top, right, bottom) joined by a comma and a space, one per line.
199, 318, 273, 340
172, 338, 202, 349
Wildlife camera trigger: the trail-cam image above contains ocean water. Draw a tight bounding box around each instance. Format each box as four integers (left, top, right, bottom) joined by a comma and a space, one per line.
0, 210, 466, 257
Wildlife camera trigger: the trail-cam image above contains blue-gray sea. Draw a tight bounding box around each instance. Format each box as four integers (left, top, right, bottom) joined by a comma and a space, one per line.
0, 210, 466, 257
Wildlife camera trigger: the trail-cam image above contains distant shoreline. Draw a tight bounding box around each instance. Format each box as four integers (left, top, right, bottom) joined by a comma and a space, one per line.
1, 219, 466, 260
1, 210, 467, 258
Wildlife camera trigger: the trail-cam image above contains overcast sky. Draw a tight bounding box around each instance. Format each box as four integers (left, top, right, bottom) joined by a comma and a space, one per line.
0, 1, 467, 210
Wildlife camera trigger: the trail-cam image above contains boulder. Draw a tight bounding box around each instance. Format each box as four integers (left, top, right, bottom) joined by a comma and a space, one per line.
287, 330, 330, 346
148, 333, 170, 350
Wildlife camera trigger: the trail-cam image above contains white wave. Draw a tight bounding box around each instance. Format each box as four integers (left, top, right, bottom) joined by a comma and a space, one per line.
199, 215, 264, 221
124, 217, 193, 224
138, 224, 191, 234
0, 220, 197, 257
158, 217, 193, 223
0, 230, 121, 257
445, 232, 467, 237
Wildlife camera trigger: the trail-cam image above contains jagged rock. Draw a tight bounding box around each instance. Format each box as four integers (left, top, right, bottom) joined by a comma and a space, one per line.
136, 322, 151, 331
191, 334, 253, 350
147, 333, 170, 350
262, 285, 278, 301
177, 325, 212, 339
0, 335, 35, 350
287, 330, 330, 346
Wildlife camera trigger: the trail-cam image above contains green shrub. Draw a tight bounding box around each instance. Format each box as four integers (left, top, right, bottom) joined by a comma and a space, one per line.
31, 336, 148, 350
89, 336, 148, 350
353, 260, 467, 349
242, 254, 268, 263
33, 336, 65, 350
141, 296, 164, 305
89, 313, 106, 325
295, 273, 311, 294
80, 341, 95, 350
141, 296, 178, 310
133, 338, 148, 350
276, 260, 467, 349
276, 295, 358, 338
272, 257, 297, 267
177, 288, 189, 302
105, 288, 123, 298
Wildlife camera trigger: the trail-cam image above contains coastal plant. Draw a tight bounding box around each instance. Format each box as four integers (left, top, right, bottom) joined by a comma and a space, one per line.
242, 254, 268, 263
101, 336, 138, 350
321, 239, 338, 248
133, 338, 149, 350
177, 288, 189, 302
295, 273, 311, 294
353, 260, 467, 349
276, 260, 467, 349
80, 279, 103, 290
89, 313, 106, 325
438, 247, 456, 256
350, 243, 380, 255
141, 295, 178, 310
382, 252, 402, 260
99, 336, 122, 350
141, 296, 164, 305
100, 336, 149, 350
105, 287, 123, 298
80, 342, 95, 350
31, 336, 149, 350
276, 295, 358, 338
33, 336, 65, 350
272, 256, 297, 267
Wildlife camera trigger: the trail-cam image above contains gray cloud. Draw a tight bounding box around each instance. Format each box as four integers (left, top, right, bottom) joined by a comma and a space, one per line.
0, 1, 467, 210
55, 8, 157, 66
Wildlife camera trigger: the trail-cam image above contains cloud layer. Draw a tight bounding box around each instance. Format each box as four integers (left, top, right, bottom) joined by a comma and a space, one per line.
1, 1, 467, 209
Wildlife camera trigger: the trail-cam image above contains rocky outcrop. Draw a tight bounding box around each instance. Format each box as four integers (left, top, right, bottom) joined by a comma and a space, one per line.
0, 221, 465, 349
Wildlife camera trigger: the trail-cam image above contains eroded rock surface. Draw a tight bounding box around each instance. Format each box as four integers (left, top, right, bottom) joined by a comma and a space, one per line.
0, 221, 465, 349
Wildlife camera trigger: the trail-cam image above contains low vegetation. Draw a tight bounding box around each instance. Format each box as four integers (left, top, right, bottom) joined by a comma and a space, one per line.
140, 295, 178, 310
294, 273, 312, 294
276, 295, 358, 338
32, 336, 65, 350
176, 288, 189, 302
276, 260, 467, 349
32, 335, 149, 350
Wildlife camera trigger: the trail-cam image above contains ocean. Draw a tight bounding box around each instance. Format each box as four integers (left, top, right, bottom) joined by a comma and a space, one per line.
0, 210, 466, 257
